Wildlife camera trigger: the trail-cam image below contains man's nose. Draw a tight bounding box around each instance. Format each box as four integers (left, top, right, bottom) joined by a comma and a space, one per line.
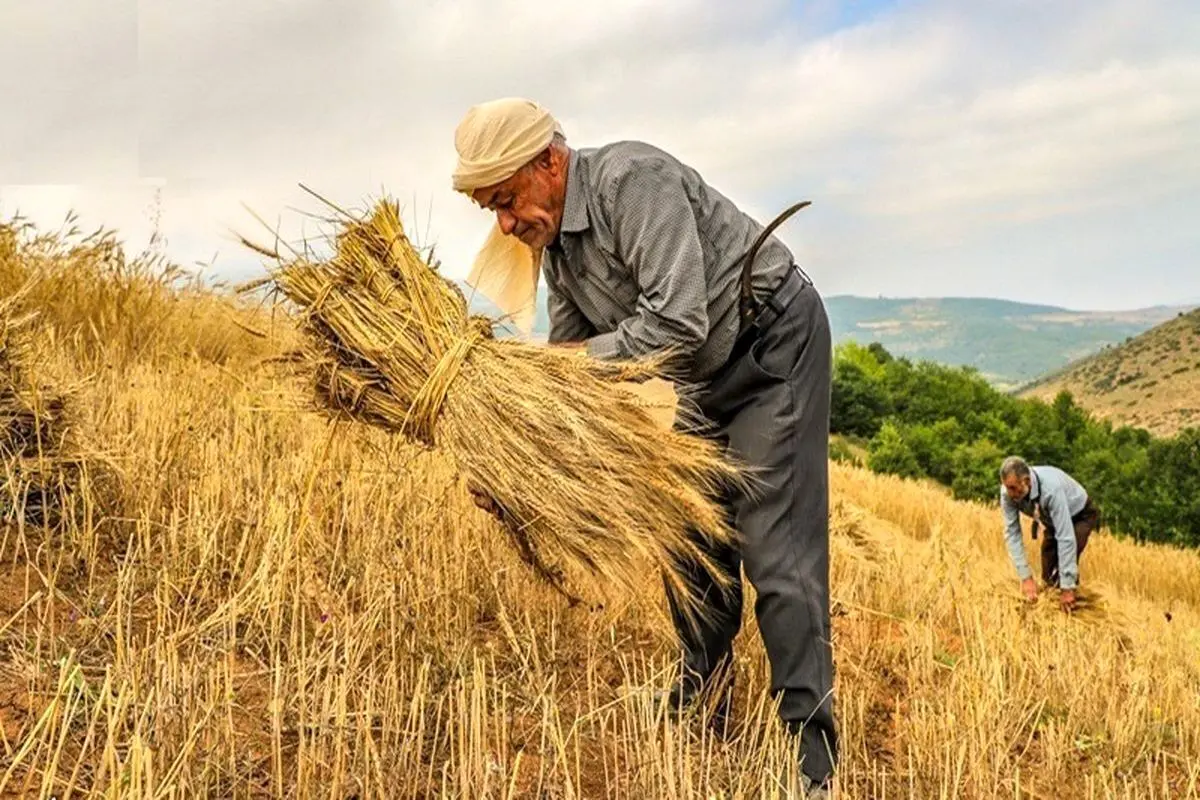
497, 209, 517, 235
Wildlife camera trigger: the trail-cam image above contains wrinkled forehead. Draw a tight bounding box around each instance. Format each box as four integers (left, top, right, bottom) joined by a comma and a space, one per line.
471, 172, 523, 210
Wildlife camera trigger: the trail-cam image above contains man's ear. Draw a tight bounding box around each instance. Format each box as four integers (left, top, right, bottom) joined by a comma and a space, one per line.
535, 145, 557, 174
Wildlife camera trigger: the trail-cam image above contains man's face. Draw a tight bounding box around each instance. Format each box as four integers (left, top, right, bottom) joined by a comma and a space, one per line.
1003, 474, 1031, 502
471, 148, 566, 251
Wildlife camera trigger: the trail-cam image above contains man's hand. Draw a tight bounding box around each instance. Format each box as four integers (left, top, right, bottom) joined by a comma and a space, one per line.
467, 481, 506, 523
1021, 577, 1038, 602
548, 341, 586, 353
1059, 589, 1077, 612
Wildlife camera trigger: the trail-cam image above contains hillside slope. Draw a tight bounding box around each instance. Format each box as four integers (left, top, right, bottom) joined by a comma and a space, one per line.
1021, 308, 1200, 436
0, 217, 1198, 798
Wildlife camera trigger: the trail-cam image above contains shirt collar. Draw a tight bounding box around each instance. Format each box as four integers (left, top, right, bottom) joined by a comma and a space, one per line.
558, 148, 590, 235
1029, 469, 1041, 503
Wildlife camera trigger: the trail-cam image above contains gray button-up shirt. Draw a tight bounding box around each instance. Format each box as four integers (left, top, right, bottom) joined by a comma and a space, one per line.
1001, 465, 1090, 589
541, 141, 796, 383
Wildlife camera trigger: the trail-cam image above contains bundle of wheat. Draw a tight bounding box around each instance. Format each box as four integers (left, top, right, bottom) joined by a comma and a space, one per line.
242, 193, 748, 626
0, 290, 103, 527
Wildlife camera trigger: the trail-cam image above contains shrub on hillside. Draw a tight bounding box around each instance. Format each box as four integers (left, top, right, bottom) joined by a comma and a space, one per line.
950, 439, 1005, 502
829, 437, 864, 467
904, 418, 963, 485
867, 421, 921, 479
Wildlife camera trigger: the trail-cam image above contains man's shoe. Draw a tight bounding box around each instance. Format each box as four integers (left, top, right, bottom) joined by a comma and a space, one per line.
652, 671, 706, 717
652, 669, 735, 739
799, 774, 831, 799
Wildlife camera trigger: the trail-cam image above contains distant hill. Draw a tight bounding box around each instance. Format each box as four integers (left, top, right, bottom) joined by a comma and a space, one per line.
821, 296, 1191, 389
1019, 308, 1200, 436
459, 282, 1189, 389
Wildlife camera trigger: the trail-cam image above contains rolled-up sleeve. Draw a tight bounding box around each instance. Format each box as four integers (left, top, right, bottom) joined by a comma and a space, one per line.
1002, 490, 1033, 580
585, 162, 708, 370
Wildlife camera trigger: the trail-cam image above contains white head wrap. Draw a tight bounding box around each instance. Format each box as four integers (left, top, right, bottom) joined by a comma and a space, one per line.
451, 97, 564, 336
452, 97, 563, 192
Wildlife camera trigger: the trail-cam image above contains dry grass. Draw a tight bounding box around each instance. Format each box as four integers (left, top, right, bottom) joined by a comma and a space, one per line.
0, 215, 1197, 798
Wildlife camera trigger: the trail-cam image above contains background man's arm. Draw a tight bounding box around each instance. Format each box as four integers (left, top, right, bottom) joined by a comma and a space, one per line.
1002, 490, 1033, 580
1046, 491, 1080, 590
584, 162, 708, 373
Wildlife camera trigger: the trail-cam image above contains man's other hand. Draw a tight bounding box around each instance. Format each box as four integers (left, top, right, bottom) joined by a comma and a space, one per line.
1021, 577, 1038, 602
468, 482, 506, 523
1059, 589, 1077, 612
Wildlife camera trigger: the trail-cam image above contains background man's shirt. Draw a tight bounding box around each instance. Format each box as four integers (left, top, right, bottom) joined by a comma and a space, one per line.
1001, 465, 1090, 589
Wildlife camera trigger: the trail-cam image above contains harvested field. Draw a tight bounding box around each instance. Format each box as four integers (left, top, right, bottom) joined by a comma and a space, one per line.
0, 216, 1198, 798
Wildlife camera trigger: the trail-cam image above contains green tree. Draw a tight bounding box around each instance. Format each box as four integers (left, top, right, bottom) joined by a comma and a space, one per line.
1141, 429, 1200, 547
868, 421, 922, 479
963, 410, 1013, 450
1008, 401, 1071, 472
831, 358, 892, 438
950, 439, 1006, 502
905, 419, 964, 484
1052, 391, 1088, 449
884, 359, 1001, 427
867, 341, 894, 364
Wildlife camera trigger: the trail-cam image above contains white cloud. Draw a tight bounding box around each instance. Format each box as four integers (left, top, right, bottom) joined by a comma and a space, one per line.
0, 0, 138, 183
1, 0, 1197, 309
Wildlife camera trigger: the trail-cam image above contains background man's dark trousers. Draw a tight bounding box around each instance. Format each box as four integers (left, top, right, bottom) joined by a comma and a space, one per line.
1040, 497, 1101, 587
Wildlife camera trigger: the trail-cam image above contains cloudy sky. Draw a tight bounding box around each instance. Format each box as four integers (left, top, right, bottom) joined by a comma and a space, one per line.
1, 0, 1198, 310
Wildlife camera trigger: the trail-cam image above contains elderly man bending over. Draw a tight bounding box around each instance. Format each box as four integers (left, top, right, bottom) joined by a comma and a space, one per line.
999, 456, 1102, 612
451, 97, 837, 793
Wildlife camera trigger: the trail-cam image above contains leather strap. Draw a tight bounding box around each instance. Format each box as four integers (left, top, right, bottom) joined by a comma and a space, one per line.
738, 200, 812, 336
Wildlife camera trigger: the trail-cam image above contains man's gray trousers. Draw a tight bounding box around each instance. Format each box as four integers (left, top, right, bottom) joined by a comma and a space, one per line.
665, 266, 838, 785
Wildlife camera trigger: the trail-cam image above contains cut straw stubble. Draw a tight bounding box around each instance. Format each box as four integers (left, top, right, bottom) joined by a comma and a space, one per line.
241, 193, 750, 631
